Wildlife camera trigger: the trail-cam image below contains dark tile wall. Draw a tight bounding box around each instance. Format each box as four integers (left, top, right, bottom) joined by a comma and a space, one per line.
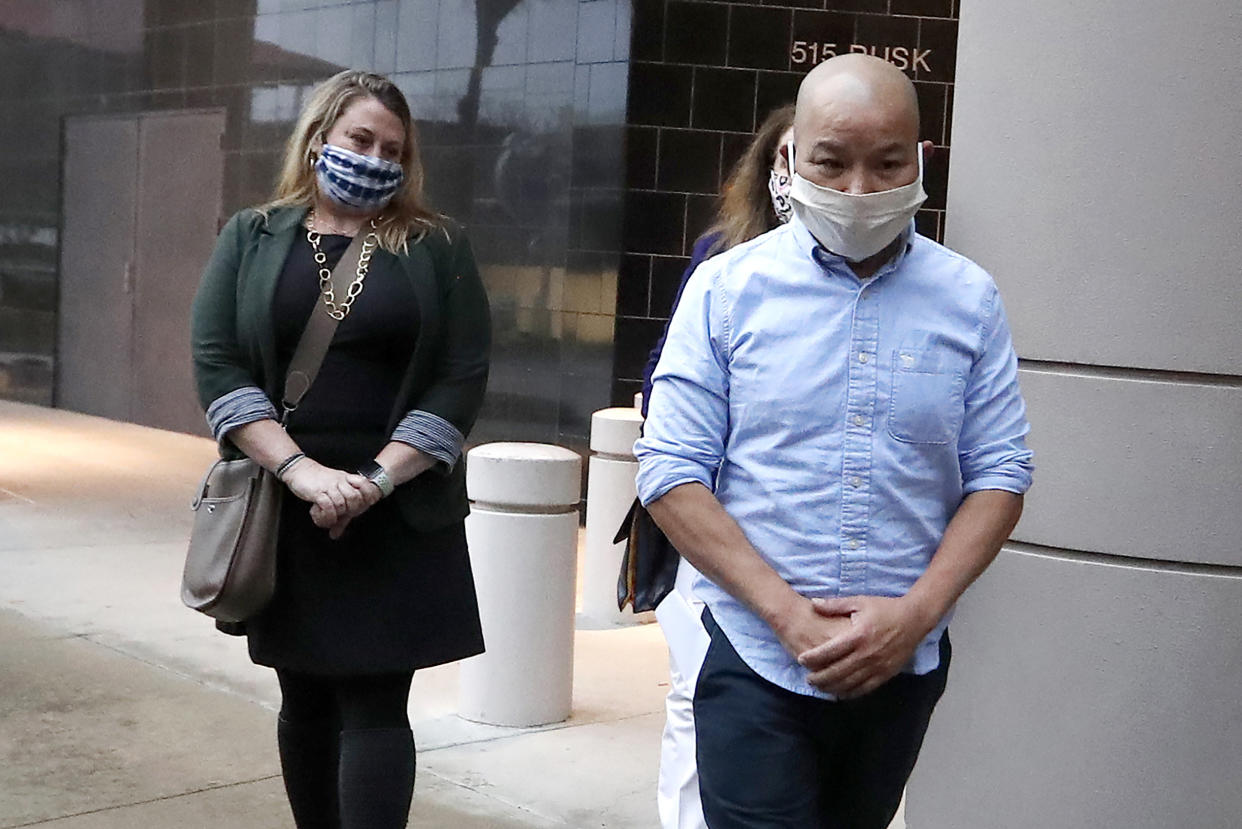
1, 0, 958, 452
612, 0, 959, 405
0, 0, 631, 454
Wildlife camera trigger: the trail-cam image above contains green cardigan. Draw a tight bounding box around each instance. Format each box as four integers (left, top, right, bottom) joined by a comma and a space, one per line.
190, 205, 491, 531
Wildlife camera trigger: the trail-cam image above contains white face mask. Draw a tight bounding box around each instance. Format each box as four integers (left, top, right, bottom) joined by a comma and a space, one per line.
788, 140, 927, 262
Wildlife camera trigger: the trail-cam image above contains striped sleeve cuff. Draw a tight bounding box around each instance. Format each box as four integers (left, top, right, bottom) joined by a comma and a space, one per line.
205, 386, 279, 442
391, 410, 465, 469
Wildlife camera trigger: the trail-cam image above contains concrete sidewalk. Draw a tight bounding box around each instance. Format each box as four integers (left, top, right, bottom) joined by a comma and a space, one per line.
0, 401, 907, 828
0, 401, 671, 827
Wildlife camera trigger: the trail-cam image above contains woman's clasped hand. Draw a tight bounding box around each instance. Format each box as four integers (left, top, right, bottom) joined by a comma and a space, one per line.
281, 459, 381, 538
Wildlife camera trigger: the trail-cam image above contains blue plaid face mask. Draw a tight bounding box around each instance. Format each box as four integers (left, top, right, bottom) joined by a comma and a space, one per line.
314, 143, 404, 211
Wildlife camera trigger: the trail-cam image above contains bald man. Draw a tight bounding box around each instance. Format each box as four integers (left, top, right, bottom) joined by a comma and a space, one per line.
635, 55, 1033, 828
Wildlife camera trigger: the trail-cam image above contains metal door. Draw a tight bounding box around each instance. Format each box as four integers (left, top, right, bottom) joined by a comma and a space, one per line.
58, 110, 224, 435
57, 115, 138, 421
131, 111, 225, 434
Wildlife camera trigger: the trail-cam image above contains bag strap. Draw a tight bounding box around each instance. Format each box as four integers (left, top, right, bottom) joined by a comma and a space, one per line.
280, 228, 368, 420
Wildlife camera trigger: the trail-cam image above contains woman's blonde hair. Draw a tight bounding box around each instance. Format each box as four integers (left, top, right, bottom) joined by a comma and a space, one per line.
259, 70, 442, 253
705, 103, 796, 255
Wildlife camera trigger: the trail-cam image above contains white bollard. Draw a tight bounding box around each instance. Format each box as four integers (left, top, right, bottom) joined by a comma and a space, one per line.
581, 407, 654, 626
458, 442, 582, 727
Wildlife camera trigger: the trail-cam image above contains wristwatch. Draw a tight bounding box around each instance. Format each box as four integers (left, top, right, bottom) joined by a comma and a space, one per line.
357, 460, 395, 498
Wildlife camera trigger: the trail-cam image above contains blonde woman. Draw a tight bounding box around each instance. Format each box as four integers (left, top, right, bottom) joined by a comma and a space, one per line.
191, 70, 489, 829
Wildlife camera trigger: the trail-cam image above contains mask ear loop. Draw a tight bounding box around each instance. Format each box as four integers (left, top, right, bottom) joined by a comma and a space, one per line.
309, 129, 328, 167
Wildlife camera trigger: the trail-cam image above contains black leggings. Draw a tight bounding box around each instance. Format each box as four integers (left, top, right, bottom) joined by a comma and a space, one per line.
278, 669, 414, 730
275, 669, 417, 829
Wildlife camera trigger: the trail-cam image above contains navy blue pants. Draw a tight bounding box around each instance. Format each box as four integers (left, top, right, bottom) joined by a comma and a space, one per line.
694, 609, 950, 829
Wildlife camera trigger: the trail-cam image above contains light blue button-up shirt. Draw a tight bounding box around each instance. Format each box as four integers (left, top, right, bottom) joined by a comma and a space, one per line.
634, 217, 1034, 699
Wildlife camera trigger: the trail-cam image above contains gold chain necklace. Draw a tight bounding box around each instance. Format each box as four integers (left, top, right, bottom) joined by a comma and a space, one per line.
306, 211, 379, 321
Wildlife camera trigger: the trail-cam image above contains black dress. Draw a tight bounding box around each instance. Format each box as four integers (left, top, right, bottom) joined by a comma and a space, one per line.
245, 232, 485, 675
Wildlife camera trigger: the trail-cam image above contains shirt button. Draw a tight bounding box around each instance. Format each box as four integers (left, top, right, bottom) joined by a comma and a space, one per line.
850, 476, 862, 488
847, 539, 861, 549
858, 352, 870, 364
852, 414, 865, 427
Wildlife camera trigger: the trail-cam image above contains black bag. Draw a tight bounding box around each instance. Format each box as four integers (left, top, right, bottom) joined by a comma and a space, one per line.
614, 497, 681, 613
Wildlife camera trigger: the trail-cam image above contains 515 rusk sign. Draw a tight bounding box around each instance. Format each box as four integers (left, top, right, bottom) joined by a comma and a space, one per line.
791, 41, 932, 73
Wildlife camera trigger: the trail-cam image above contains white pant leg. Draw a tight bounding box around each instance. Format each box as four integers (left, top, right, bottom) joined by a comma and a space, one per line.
655, 561, 710, 829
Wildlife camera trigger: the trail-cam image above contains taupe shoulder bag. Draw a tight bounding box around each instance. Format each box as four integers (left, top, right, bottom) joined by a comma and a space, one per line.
181, 229, 367, 622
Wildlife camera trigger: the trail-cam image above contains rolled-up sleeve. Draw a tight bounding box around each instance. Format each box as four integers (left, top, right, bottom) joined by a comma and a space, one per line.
634, 263, 732, 506
191, 210, 281, 448
958, 287, 1034, 495
395, 227, 490, 473
205, 385, 278, 442
191, 211, 261, 410
391, 409, 464, 468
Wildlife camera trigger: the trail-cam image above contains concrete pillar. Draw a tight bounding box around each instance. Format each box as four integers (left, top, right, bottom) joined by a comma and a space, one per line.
458, 442, 581, 727
906, 2, 1242, 827
580, 406, 654, 625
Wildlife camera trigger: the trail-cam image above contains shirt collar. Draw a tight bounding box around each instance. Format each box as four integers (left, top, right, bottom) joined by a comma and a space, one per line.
790, 215, 917, 282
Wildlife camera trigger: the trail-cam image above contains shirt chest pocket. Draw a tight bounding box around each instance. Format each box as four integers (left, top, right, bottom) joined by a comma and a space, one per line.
887, 348, 966, 445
